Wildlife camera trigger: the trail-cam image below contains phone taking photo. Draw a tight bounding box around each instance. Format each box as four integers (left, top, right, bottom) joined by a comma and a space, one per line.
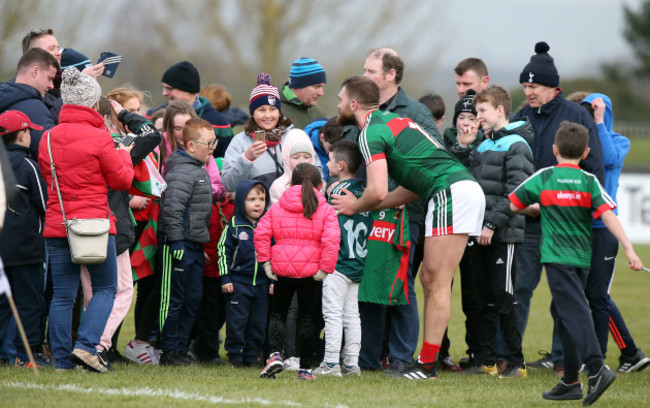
121, 133, 136, 147
254, 130, 266, 142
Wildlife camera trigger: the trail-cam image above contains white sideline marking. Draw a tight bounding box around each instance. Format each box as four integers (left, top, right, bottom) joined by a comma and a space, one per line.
2, 381, 302, 406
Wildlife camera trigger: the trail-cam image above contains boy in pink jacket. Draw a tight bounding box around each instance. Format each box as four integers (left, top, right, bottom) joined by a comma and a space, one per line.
254, 163, 340, 380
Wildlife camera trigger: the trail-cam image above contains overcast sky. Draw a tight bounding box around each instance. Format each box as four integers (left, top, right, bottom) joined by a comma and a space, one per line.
422, 0, 644, 93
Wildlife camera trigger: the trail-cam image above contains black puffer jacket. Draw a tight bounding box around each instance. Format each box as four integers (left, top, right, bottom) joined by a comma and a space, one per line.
160, 150, 212, 243
468, 119, 534, 244
109, 110, 162, 254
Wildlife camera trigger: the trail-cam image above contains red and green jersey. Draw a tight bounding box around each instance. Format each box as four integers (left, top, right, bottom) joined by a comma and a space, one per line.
328, 178, 373, 283
509, 163, 616, 268
358, 110, 475, 200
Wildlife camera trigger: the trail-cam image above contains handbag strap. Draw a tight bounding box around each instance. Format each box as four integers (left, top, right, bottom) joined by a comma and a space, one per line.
47, 130, 69, 225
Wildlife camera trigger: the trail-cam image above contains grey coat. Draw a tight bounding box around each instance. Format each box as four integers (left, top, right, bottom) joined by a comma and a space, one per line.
160, 150, 212, 243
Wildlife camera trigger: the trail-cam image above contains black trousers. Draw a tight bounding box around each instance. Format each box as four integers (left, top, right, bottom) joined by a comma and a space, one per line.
0, 263, 47, 354
268, 276, 321, 369
461, 242, 523, 366
546, 262, 603, 380
192, 276, 226, 361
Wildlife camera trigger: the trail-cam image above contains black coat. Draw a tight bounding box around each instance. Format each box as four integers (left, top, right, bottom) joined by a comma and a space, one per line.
468, 120, 534, 244
512, 92, 605, 184
109, 111, 162, 254
0, 145, 47, 265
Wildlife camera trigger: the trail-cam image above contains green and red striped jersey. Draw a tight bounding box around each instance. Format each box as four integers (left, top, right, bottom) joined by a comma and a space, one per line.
358, 110, 474, 200
509, 163, 616, 268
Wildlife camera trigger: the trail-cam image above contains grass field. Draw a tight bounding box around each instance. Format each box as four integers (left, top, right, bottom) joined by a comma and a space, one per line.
2, 246, 650, 407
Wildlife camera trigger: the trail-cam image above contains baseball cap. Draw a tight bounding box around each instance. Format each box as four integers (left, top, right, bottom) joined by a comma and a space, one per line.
0, 110, 44, 135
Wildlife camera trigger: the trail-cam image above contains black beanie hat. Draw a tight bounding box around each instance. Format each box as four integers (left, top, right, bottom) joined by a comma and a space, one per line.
453, 89, 477, 126
519, 42, 559, 87
61, 48, 92, 72
161, 61, 200, 94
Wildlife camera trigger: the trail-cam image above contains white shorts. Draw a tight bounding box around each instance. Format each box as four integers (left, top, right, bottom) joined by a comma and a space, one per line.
424, 179, 485, 237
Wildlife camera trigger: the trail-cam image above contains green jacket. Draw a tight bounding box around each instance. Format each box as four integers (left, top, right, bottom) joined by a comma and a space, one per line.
280, 83, 327, 130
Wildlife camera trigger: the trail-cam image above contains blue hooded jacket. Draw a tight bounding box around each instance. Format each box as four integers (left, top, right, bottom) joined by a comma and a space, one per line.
581, 93, 629, 228
304, 119, 329, 178
217, 179, 271, 286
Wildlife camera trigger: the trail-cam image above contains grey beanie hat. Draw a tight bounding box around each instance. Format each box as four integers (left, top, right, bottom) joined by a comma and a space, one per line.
290, 142, 312, 156
61, 67, 101, 107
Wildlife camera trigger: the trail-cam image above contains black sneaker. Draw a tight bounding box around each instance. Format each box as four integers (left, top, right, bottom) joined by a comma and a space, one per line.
160, 351, 190, 366
542, 380, 583, 401
385, 359, 414, 378
402, 361, 438, 380
106, 347, 128, 364
97, 350, 114, 371
583, 366, 615, 406
617, 349, 650, 373
527, 350, 554, 369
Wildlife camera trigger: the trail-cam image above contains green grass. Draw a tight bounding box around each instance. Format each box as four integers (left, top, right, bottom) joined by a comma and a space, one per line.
623, 137, 650, 171
2, 245, 650, 407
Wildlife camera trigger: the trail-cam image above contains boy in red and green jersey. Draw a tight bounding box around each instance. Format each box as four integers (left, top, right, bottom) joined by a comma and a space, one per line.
509, 121, 643, 405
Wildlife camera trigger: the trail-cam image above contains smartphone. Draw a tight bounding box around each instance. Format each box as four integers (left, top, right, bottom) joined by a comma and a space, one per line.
121, 133, 136, 147
254, 130, 266, 142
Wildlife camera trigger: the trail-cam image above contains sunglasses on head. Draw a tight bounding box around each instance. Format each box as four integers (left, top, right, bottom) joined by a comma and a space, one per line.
22, 29, 49, 50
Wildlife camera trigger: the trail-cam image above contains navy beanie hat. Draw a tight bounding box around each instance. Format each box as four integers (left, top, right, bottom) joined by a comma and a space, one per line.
519, 42, 559, 87
61, 48, 92, 72
453, 89, 477, 126
249, 73, 281, 114
288, 57, 326, 89
162, 61, 200, 94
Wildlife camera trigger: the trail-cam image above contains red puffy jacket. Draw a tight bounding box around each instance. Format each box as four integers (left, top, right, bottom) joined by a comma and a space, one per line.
38, 104, 134, 238
254, 185, 340, 278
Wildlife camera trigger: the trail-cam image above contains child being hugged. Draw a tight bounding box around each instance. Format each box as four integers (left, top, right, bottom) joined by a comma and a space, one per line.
217, 179, 271, 368
255, 163, 340, 380
315, 140, 372, 377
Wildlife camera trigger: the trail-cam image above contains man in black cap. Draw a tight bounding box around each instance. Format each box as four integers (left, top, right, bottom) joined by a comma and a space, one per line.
147, 61, 233, 157
511, 42, 605, 375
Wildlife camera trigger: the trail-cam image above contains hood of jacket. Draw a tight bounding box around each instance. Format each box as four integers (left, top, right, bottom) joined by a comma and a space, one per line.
0, 80, 43, 112
58, 104, 107, 129
582, 93, 613, 133
492, 117, 534, 146
234, 179, 270, 224
164, 148, 203, 173
279, 184, 326, 214
280, 128, 316, 178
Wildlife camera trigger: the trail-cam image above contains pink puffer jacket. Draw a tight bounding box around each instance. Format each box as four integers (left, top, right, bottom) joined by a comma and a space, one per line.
254, 184, 340, 278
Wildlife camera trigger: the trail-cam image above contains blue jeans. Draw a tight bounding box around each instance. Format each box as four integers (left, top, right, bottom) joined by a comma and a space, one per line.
47, 236, 117, 369
359, 222, 419, 369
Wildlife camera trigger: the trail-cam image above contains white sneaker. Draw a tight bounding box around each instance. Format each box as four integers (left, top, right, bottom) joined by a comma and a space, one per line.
342, 364, 362, 376
314, 361, 343, 377
124, 340, 158, 365
284, 356, 300, 371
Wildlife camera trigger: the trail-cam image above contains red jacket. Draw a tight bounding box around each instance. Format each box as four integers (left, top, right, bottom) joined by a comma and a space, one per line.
254, 185, 340, 278
38, 105, 134, 238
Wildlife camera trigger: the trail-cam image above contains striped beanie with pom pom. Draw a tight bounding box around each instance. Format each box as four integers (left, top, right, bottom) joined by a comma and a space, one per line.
249, 73, 281, 115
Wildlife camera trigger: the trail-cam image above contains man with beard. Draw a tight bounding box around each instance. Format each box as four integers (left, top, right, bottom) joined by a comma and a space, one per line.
353, 48, 449, 375
332, 76, 485, 380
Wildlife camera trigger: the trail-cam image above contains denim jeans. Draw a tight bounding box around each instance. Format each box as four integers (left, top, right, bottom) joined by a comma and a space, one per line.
47, 236, 117, 369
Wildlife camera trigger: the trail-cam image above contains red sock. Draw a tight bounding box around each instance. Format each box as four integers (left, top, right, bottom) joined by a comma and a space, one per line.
418, 341, 441, 365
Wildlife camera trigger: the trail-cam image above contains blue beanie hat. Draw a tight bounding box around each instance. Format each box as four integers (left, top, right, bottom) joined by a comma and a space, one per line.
61, 48, 92, 72
249, 73, 281, 115
519, 42, 559, 87
288, 57, 326, 89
